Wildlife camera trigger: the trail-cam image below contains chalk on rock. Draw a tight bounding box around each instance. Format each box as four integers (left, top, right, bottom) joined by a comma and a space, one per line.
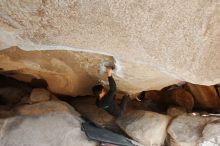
104, 62, 115, 70
99, 61, 116, 75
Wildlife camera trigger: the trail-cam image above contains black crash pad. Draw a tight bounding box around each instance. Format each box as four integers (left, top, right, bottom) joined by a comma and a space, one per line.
82, 122, 135, 146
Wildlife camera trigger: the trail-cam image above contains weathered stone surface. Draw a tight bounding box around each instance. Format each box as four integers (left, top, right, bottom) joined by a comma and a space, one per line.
0, 47, 107, 96
142, 90, 161, 102
140, 87, 194, 112
0, 74, 31, 105
199, 119, 220, 146
69, 96, 120, 132
116, 110, 171, 146
167, 106, 186, 117
30, 88, 51, 103
126, 99, 158, 113
184, 83, 220, 109
162, 86, 194, 112
216, 84, 220, 97
135, 90, 166, 112
0, 74, 31, 91
167, 115, 217, 146
0, 0, 219, 96
0, 112, 96, 146
15, 100, 79, 116
0, 87, 27, 105
0, 105, 14, 118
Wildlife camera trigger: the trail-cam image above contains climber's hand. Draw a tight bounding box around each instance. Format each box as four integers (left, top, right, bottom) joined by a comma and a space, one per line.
106, 67, 113, 77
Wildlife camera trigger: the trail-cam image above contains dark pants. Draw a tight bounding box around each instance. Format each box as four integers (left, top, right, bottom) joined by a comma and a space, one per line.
115, 95, 129, 118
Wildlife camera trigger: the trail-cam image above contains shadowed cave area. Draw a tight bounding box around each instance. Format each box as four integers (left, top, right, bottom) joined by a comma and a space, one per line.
1, 71, 220, 146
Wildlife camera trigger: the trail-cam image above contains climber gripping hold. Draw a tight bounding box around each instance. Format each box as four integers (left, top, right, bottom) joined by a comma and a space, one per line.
92, 66, 129, 118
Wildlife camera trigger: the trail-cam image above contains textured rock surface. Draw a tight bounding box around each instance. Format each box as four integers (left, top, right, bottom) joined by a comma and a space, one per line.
215, 84, 220, 97
136, 90, 166, 112
162, 86, 194, 112
0, 86, 29, 105
30, 88, 51, 103
0, 1, 220, 96
199, 119, 220, 146
0, 105, 14, 118
167, 115, 219, 146
0, 112, 96, 146
139, 86, 195, 112
0, 47, 112, 96
117, 110, 171, 146
69, 96, 119, 132
184, 83, 220, 109
167, 106, 186, 117
15, 100, 78, 116
0, 74, 31, 105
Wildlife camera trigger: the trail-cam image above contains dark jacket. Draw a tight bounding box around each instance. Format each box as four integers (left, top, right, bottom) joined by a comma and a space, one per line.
96, 76, 121, 117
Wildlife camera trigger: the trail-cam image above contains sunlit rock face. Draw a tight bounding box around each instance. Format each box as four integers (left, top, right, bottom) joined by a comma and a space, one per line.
0, 1, 219, 96
0, 47, 115, 96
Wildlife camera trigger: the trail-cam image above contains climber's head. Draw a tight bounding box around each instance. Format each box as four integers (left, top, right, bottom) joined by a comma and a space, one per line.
92, 85, 106, 98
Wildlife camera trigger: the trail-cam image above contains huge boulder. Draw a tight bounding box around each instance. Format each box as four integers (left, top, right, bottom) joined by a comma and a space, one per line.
162, 86, 194, 112
0, 112, 97, 146
167, 106, 186, 117
0, 87, 30, 105
199, 119, 220, 146
0, 105, 14, 118
215, 84, 220, 97
138, 90, 165, 112
14, 100, 79, 116
29, 88, 51, 103
69, 96, 120, 132
0, 0, 219, 96
140, 87, 195, 112
184, 83, 220, 110
167, 114, 220, 146
0, 74, 31, 105
167, 115, 210, 146
116, 110, 171, 146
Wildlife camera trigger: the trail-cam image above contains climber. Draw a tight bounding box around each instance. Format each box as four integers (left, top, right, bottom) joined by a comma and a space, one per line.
92, 67, 129, 118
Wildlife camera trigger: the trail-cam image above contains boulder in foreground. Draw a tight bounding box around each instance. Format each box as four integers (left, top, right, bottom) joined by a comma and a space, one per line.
14, 100, 79, 116
116, 110, 171, 146
0, 112, 96, 146
167, 114, 220, 146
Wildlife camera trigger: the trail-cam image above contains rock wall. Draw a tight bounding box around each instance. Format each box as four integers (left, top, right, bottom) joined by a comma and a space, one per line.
0, 112, 96, 146
1, 76, 220, 146
0, 85, 97, 146
0, 0, 220, 96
